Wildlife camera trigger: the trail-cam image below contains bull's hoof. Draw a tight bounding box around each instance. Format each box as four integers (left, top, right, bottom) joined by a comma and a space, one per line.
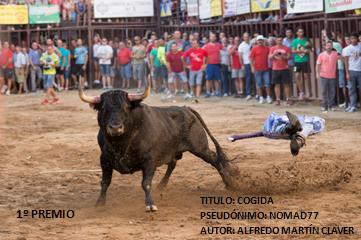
95, 198, 106, 207
145, 205, 158, 212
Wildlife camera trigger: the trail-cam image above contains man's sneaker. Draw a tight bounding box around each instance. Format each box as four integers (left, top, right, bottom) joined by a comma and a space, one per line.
41, 99, 49, 105
259, 96, 264, 104
338, 102, 347, 108
298, 92, 305, 101
266, 96, 273, 104
246, 95, 252, 101
321, 107, 328, 113
180, 89, 185, 94
52, 97, 60, 104
184, 93, 193, 100
216, 91, 222, 97
223, 93, 229, 97
94, 80, 100, 84
286, 98, 293, 106
174, 90, 180, 95
166, 93, 175, 99
255, 95, 259, 100
285, 111, 303, 134
204, 93, 211, 98
275, 99, 281, 106
346, 107, 356, 113
330, 107, 336, 112
290, 133, 306, 156
5, 90, 10, 96
1, 85, 7, 94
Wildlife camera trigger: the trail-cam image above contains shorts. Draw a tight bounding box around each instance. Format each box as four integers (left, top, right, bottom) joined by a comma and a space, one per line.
4, 68, 14, 79
56, 67, 64, 75
189, 70, 203, 86
15, 68, 25, 83
100, 64, 112, 77
120, 62, 132, 80
64, 68, 70, 80
43, 74, 55, 90
169, 72, 187, 83
294, 62, 309, 73
272, 69, 291, 84
133, 63, 146, 82
74, 64, 85, 77
205, 64, 221, 80
338, 69, 346, 88
254, 70, 270, 88
153, 66, 167, 79
232, 68, 245, 79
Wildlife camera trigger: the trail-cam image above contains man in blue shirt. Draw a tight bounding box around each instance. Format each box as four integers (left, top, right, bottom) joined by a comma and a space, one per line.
74, 38, 88, 87
29, 41, 43, 92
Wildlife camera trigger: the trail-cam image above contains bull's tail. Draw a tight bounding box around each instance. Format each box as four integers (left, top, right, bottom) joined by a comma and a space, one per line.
188, 107, 239, 189
187, 107, 229, 168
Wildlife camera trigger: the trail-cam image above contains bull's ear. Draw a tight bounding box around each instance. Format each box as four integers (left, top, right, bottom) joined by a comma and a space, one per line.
90, 101, 102, 111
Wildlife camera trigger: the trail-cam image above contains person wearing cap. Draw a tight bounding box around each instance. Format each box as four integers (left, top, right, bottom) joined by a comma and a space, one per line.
249, 35, 272, 104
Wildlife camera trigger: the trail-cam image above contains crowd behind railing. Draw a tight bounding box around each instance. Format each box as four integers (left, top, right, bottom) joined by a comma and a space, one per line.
0, 29, 360, 113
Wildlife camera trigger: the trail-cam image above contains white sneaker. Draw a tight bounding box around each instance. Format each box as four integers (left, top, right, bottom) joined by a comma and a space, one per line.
338, 102, 346, 108
259, 96, 264, 104
346, 107, 356, 113
266, 96, 273, 104
94, 80, 100, 84
5, 90, 10, 96
184, 93, 193, 100
166, 93, 175, 99
223, 93, 228, 97
1, 85, 7, 94
246, 95, 252, 101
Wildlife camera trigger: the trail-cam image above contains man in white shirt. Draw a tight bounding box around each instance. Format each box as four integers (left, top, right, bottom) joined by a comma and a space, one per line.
343, 32, 361, 112
97, 38, 114, 89
14, 46, 27, 94
238, 32, 253, 100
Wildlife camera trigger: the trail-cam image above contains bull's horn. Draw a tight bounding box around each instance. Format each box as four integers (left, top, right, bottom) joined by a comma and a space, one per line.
127, 78, 151, 101
78, 82, 100, 104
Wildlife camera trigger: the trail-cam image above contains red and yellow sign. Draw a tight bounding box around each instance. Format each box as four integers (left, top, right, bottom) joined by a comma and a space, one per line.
0, 5, 28, 25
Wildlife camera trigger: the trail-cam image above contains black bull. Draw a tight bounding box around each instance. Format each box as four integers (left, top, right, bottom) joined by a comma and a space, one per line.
78, 85, 238, 212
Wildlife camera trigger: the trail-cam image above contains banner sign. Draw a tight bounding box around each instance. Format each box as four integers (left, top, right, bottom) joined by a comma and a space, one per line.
0, 5, 28, 25
287, 0, 323, 14
187, 0, 199, 16
94, 0, 154, 18
160, 0, 172, 17
199, 0, 222, 19
325, 0, 361, 13
223, 0, 251, 17
29, 5, 60, 24
211, 0, 222, 17
251, 0, 280, 12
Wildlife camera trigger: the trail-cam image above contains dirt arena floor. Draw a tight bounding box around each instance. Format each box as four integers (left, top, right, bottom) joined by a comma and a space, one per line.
0, 90, 360, 240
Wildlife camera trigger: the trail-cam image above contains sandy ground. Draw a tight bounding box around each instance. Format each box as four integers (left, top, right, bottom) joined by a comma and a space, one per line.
0, 90, 360, 240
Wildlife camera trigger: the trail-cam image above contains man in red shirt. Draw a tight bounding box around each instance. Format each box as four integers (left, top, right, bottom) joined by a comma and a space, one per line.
117, 41, 132, 89
182, 39, 208, 100
166, 42, 191, 99
203, 32, 222, 97
0, 41, 14, 95
249, 35, 272, 104
229, 36, 243, 97
269, 35, 292, 106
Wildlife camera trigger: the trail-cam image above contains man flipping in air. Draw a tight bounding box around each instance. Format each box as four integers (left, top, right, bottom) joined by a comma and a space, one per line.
228, 111, 325, 156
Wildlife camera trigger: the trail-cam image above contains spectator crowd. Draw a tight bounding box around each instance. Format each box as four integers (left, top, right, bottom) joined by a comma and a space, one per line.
0, 29, 360, 113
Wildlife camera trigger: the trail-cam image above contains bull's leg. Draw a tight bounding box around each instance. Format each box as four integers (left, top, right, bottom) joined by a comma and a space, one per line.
95, 154, 113, 207
157, 160, 177, 190
142, 166, 157, 212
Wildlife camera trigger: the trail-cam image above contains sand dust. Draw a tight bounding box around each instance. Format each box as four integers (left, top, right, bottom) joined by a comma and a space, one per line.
0, 90, 360, 239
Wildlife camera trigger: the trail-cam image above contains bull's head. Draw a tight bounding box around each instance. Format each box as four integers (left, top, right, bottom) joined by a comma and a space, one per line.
78, 81, 150, 137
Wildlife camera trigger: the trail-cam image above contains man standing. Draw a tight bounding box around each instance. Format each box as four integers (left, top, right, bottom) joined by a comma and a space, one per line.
40, 45, 59, 104
150, 38, 168, 94
0, 41, 14, 95
132, 36, 147, 92
97, 38, 113, 89
283, 28, 294, 90
166, 42, 191, 99
292, 28, 312, 100
203, 32, 222, 97
117, 41, 132, 89
167, 30, 185, 52
74, 38, 88, 88
56, 39, 66, 91
343, 32, 361, 112
182, 39, 208, 100
249, 35, 272, 104
93, 34, 101, 84
269, 35, 292, 106
316, 40, 339, 113
238, 32, 253, 100
229, 36, 243, 97
29, 41, 43, 92
14, 46, 27, 94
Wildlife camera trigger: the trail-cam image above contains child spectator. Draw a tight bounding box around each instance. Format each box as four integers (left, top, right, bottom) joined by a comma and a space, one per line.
40, 45, 60, 104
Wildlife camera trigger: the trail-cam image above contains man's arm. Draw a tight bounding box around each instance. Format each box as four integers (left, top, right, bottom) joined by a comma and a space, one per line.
344, 56, 350, 80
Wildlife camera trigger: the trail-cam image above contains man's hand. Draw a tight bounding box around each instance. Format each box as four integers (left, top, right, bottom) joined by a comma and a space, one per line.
82, 65, 86, 70
201, 64, 206, 71
346, 72, 350, 81
251, 66, 255, 73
